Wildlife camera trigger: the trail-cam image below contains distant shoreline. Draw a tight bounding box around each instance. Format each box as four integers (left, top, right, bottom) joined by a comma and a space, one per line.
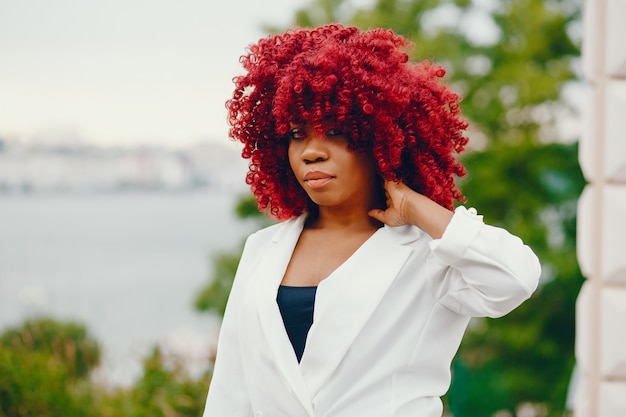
0, 189, 256, 387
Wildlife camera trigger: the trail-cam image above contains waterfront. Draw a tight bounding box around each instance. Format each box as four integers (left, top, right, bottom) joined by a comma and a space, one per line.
0, 189, 257, 386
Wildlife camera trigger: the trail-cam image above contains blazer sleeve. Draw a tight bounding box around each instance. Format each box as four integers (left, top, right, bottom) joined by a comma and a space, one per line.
201, 235, 258, 417
428, 206, 541, 318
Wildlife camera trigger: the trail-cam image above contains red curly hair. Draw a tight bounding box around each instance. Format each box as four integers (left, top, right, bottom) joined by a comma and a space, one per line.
227, 23, 469, 221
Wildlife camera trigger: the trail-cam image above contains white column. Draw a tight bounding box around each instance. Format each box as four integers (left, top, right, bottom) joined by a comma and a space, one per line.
575, 0, 626, 416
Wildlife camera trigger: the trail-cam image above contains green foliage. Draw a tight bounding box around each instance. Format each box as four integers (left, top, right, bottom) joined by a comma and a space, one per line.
459, 141, 585, 248
0, 350, 92, 417
0, 318, 99, 417
194, 249, 245, 316
0, 317, 212, 417
451, 131, 585, 417
95, 347, 210, 417
234, 194, 262, 219
0, 317, 100, 380
234, 194, 270, 221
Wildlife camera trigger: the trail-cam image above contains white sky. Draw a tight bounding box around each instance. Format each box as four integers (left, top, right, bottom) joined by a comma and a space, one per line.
0, 0, 312, 148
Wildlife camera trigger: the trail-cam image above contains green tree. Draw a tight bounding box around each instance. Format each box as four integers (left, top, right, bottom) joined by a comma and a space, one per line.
95, 347, 211, 417
449, 141, 585, 417
197, 1, 585, 415
0, 317, 219, 417
0, 318, 100, 417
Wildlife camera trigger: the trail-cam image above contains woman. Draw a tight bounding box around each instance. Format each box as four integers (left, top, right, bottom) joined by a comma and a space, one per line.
202, 23, 541, 417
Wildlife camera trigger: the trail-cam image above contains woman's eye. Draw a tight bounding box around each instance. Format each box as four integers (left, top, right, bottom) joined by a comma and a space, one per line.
289, 129, 306, 140
326, 128, 343, 137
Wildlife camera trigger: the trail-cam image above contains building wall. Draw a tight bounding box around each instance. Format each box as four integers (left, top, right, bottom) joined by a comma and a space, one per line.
575, 1, 626, 415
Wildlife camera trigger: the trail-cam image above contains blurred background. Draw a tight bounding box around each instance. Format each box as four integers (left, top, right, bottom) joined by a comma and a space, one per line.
0, 0, 586, 416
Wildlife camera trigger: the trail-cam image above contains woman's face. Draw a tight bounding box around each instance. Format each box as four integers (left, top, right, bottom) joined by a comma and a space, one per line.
287, 121, 379, 212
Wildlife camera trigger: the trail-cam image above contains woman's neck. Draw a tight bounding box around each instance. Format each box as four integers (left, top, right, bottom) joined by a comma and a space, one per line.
305, 207, 381, 231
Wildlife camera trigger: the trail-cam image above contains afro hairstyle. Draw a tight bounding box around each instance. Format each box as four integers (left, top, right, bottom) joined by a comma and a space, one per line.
227, 23, 469, 220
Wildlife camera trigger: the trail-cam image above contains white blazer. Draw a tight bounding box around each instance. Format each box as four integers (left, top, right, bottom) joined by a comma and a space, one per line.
202, 206, 541, 417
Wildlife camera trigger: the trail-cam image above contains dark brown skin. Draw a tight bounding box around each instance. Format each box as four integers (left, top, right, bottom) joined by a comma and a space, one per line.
282, 122, 453, 287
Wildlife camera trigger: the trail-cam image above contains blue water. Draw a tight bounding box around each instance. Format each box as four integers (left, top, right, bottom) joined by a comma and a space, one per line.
0, 189, 257, 386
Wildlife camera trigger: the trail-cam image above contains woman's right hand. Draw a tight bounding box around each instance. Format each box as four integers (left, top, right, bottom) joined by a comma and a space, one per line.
368, 180, 453, 239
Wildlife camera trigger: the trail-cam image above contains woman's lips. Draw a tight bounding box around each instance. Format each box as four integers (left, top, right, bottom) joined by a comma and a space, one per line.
304, 171, 334, 189
305, 177, 334, 189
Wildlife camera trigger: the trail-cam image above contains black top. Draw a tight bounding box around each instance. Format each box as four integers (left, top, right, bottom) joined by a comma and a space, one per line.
276, 285, 317, 363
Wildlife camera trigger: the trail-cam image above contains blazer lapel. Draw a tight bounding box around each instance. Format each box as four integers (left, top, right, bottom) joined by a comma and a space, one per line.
251, 216, 315, 416
299, 224, 420, 397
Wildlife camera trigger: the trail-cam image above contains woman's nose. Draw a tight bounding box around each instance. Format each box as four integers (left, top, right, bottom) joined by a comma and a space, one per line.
301, 136, 328, 164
